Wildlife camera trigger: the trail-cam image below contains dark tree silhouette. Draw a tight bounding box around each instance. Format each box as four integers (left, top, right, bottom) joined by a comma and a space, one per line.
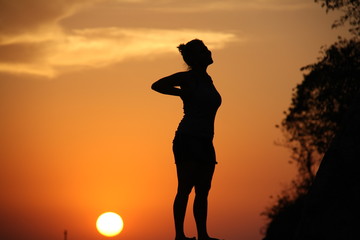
262, 38, 360, 240
293, 89, 360, 239
315, 0, 360, 36
282, 38, 360, 184
261, 2, 360, 239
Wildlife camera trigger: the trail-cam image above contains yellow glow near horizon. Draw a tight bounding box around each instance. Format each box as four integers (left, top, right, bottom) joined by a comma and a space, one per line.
96, 212, 124, 237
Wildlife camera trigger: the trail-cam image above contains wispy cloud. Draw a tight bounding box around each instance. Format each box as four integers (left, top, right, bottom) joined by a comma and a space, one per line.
0, 0, 242, 77
146, 0, 312, 13
0, 27, 239, 77
0, 0, 97, 39
50, 27, 239, 72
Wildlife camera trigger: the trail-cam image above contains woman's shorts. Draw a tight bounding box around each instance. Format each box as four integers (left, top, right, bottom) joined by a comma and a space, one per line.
172, 133, 217, 164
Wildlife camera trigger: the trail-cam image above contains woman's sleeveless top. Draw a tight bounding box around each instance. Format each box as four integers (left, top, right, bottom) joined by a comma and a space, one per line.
176, 73, 222, 137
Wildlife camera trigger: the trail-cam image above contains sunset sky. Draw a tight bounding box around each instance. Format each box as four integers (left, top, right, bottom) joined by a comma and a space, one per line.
0, 1, 349, 240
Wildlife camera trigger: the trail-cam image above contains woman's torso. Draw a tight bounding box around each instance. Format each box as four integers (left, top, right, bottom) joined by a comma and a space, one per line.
176, 71, 222, 137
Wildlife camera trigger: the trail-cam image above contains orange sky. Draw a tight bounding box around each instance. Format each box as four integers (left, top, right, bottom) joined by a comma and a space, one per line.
0, 1, 348, 240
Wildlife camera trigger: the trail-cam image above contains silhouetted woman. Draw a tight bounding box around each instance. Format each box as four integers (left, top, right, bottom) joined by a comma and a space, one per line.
151, 39, 222, 240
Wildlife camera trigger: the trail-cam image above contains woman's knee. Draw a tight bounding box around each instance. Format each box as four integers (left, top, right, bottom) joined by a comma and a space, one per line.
177, 184, 193, 196
194, 185, 211, 197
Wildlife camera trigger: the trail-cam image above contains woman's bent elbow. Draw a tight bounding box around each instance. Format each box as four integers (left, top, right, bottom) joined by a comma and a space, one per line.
151, 82, 159, 91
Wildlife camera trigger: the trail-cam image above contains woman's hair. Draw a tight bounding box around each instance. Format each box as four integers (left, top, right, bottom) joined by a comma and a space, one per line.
177, 39, 205, 69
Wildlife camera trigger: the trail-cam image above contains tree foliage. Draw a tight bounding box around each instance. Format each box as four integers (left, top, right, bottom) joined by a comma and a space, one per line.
315, 0, 360, 36
262, 38, 360, 240
282, 38, 360, 182
261, 2, 360, 239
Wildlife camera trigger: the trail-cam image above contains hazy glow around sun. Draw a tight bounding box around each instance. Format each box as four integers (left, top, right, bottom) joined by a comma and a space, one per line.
96, 212, 124, 237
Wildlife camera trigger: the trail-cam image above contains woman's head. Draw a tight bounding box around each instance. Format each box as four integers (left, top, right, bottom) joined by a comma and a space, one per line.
178, 39, 213, 70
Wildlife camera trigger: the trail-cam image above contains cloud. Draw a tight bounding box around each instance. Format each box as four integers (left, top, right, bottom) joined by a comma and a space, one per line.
0, 0, 242, 77
0, 0, 96, 40
146, 0, 312, 13
0, 27, 239, 77
50, 28, 238, 65
50, 28, 239, 69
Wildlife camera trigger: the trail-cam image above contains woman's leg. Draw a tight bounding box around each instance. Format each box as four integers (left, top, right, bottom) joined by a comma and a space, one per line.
193, 163, 216, 240
174, 162, 195, 239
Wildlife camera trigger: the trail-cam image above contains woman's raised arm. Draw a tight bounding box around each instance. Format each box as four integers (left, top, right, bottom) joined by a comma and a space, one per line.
151, 72, 186, 96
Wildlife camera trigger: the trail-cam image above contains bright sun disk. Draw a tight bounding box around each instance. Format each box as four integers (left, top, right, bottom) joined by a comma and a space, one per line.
96, 212, 124, 237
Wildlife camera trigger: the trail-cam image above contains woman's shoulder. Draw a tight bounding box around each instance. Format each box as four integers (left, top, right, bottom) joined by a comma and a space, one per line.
171, 71, 193, 84
174, 71, 192, 78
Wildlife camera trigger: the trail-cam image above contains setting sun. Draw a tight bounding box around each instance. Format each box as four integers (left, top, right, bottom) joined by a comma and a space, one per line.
96, 212, 124, 237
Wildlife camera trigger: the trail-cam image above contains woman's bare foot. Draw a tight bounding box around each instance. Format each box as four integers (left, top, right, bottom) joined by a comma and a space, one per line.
198, 237, 223, 240
175, 237, 196, 240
